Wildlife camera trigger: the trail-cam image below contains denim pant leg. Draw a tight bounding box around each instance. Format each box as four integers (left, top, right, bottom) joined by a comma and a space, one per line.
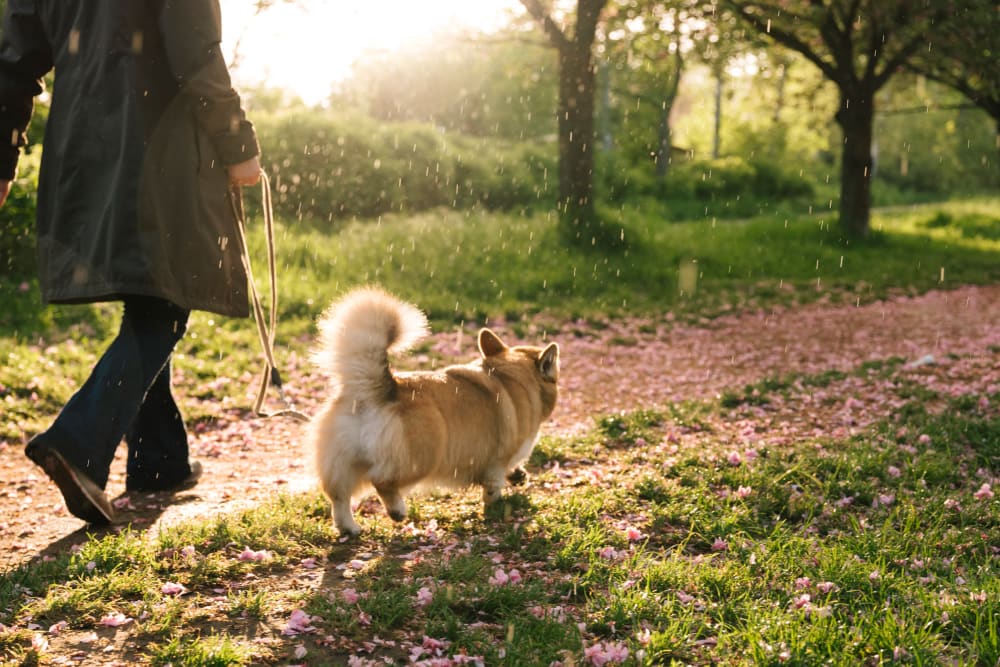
125, 357, 192, 489
43, 296, 190, 489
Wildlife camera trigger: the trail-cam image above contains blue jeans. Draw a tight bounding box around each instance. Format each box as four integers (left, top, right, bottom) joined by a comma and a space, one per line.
37, 295, 192, 490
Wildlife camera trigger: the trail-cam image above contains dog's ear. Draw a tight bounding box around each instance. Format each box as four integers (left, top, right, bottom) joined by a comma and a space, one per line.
539, 343, 560, 381
478, 328, 507, 358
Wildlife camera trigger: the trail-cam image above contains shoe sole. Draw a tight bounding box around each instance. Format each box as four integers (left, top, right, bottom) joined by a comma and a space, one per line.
27, 445, 114, 525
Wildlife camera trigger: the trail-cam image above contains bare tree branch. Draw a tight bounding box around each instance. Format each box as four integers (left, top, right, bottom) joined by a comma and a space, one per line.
518, 0, 570, 51
726, 2, 840, 81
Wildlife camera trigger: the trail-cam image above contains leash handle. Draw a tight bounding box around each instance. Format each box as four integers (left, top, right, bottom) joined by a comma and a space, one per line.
230, 172, 311, 423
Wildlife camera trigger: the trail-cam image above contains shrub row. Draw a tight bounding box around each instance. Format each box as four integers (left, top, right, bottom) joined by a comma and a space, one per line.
254, 110, 557, 222
602, 155, 815, 205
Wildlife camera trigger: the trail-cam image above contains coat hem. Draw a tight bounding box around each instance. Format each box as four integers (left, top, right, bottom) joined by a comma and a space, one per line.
43, 285, 250, 319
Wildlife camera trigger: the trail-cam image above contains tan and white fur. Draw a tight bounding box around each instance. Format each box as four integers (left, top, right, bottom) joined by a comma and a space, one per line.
310, 287, 560, 536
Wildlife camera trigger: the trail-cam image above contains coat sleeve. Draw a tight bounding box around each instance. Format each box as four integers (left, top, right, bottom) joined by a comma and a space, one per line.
157, 0, 259, 166
0, 0, 53, 179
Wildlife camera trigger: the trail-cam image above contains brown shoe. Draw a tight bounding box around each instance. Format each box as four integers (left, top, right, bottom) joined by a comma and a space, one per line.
26, 440, 114, 525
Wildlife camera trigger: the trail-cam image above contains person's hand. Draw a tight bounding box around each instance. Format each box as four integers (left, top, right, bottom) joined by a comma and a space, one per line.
0, 179, 11, 207
227, 156, 261, 187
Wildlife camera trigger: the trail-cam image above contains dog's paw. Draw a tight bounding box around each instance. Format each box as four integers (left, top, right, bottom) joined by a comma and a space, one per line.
336, 522, 362, 538
387, 508, 406, 522
506, 467, 528, 486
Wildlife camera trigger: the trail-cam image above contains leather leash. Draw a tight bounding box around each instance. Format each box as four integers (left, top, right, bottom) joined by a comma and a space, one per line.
229, 171, 311, 423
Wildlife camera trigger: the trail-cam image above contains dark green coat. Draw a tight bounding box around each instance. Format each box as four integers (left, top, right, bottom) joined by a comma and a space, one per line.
0, 0, 259, 317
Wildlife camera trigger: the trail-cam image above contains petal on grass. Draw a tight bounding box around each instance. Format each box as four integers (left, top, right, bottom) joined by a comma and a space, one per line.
282, 609, 316, 636
99, 612, 132, 627
161, 582, 187, 596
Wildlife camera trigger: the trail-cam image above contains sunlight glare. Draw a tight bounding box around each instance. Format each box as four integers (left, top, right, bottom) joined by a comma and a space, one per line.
221, 0, 523, 106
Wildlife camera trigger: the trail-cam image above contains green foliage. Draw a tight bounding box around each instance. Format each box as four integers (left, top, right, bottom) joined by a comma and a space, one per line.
253, 110, 556, 221
873, 78, 998, 195
670, 156, 815, 200
600, 154, 815, 219
0, 150, 40, 277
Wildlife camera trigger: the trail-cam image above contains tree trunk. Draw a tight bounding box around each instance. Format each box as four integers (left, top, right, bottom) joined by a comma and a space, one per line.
995, 115, 999, 184
656, 21, 683, 179
520, 0, 607, 246
773, 62, 787, 123
655, 99, 673, 178
557, 45, 598, 242
598, 56, 613, 154
835, 88, 875, 239
712, 71, 723, 159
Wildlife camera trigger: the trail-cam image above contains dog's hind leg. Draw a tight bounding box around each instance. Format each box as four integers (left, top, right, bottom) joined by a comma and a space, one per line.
506, 466, 528, 486
375, 486, 407, 522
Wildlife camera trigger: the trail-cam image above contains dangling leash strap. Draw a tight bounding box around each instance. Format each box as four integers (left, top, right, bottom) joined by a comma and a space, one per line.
229, 172, 311, 423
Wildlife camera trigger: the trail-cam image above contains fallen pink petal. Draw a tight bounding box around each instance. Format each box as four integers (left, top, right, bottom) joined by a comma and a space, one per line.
488, 568, 510, 586
624, 526, 644, 542
161, 582, 187, 596
282, 609, 317, 636
238, 547, 272, 562
99, 612, 132, 628
415, 586, 434, 607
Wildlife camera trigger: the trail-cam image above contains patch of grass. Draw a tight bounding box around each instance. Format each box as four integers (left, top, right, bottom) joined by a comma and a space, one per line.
157, 492, 331, 564
596, 409, 665, 446
1, 386, 998, 664
720, 382, 780, 408
2, 195, 999, 663
149, 633, 253, 667
226, 588, 270, 620
922, 210, 1000, 241
3, 198, 999, 442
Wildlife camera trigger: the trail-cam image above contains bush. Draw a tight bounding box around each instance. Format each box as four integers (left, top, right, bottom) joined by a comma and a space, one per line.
671, 157, 814, 201
253, 110, 556, 222
920, 210, 1000, 240
600, 155, 814, 213
0, 149, 40, 277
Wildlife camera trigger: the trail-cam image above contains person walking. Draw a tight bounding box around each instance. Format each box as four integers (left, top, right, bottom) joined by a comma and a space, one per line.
0, 0, 262, 524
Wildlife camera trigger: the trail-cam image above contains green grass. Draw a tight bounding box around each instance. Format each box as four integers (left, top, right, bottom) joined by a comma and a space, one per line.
149, 634, 253, 667
6, 196, 999, 336
259, 195, 1000, 326
1, 195, 999, 664
4, 196, 997, 440
0, 376, 997, 665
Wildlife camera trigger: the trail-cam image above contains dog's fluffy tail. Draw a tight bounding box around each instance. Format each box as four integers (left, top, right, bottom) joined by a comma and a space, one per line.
313, 287, 428, 403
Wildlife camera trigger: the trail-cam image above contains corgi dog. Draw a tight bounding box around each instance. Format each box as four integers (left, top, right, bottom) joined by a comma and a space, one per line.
310, 288, 559, 536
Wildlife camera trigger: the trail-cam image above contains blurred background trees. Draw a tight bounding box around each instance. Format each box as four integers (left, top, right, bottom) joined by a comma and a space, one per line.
1, 0, 997, 269
256, 0, 996, 241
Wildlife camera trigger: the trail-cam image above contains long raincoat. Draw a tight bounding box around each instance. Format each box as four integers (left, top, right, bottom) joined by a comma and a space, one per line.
0, 0, 259, 317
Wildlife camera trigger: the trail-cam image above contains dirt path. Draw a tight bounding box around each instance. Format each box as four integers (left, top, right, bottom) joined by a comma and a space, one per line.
3, 284, 999, 571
